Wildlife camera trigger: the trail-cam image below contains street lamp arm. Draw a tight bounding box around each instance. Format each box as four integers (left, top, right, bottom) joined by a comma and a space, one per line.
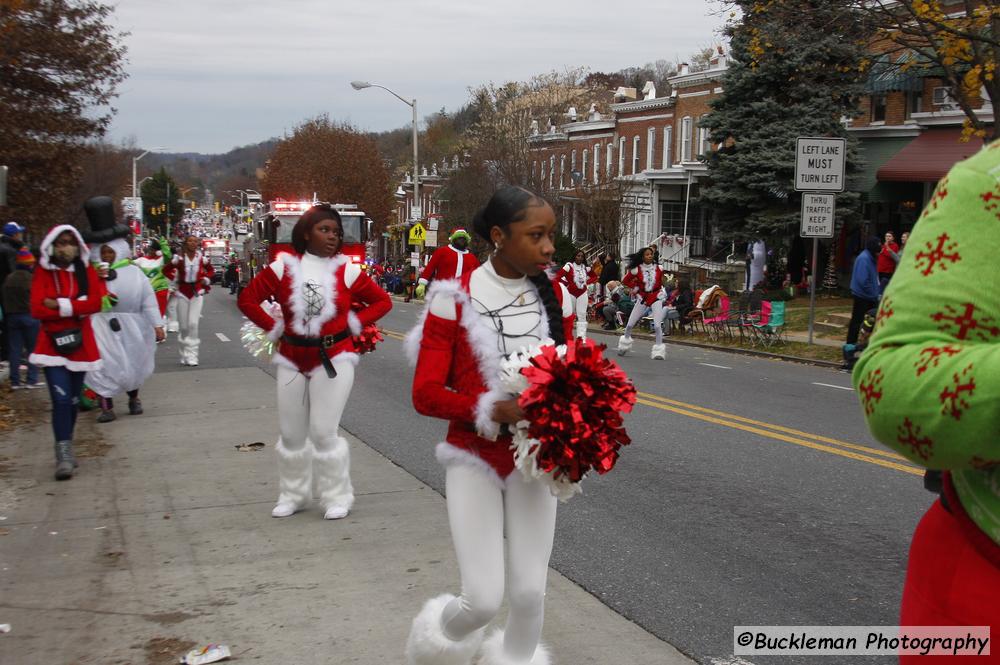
366, 83, 414, 108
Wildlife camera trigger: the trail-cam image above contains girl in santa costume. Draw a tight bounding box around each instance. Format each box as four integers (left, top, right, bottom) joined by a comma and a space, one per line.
617, 247, 667, 360
170, 236, 214, 366
404, 186, 573, 665
29, 225, 107, 480
555, 249, 598, 340
81, 197, 165, 422
238, 204, 391, 520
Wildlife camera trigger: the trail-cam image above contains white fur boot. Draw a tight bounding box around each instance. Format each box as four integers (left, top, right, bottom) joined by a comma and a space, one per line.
574, 321, 588, 340
651, 343, 666, 360
272, 438, 312, 518
617, 335, 633, 356
405, 594, 484, 665
477, 629, 551, 665
313, 436, 354, 519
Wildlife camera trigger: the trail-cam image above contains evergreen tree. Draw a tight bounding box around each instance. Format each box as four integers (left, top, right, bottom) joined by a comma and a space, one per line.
701, 0, 870, 241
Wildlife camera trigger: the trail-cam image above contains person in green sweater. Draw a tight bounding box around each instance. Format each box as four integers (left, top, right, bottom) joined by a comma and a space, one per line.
853, 141, 999, 643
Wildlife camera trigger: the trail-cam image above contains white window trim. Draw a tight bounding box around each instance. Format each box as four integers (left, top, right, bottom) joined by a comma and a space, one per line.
581, 149, 589, 183
559, 155, 566, 189
632, 136, 641, 174
680, 116, 692, 162
618, 137, 626, 176
663, 126, 672, 168
594, 143, 601, 182
549, 156, 555, 189
647, 127, 656, 170
606, 143, 614, 176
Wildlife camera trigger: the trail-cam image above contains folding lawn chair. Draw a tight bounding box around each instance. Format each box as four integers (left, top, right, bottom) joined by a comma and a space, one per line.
753, 300, 786, 347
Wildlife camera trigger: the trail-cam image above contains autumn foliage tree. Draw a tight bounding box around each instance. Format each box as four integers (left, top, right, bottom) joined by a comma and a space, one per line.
850, 0, 1000, 142
262, 116, 393, 231
0, 0, 127, 235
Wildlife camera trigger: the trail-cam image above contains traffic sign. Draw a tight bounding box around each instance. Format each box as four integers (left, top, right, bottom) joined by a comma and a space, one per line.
408, 222, 426, 244
800, 193, 835, 238
794, 137, 847, 192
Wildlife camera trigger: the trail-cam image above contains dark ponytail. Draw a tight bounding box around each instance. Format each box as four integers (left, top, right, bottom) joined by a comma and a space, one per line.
528, 272, 566, 346
473, 185, 565, 345
73, 256, 89, 297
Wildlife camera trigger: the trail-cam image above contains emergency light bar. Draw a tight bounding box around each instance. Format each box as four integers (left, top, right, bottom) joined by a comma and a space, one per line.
272, 201, 312, 212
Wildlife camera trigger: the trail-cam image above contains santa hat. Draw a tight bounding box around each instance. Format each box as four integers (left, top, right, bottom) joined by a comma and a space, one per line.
449, 228, 470, 242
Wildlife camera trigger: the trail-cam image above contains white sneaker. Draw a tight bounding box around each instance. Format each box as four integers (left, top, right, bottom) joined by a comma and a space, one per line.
271, 502, 301, 518
324, 506, 349, 520
10, 385, 24, 391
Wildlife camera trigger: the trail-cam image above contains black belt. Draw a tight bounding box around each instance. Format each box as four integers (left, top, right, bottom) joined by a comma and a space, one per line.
281, 330, 352, 378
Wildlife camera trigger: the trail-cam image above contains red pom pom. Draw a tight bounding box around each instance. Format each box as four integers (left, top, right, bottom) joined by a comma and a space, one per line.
517, 338, 636, 484
353, 324, 383, 355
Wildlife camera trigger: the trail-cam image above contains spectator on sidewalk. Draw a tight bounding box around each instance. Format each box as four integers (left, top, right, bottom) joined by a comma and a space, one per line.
0, 221, 26, 364
238, 203, 391, 520
2, 248, 41, 389
598, 253, 620, 299
847, 237, 880, 345
877, 231, 900, 293
853, 143, 1000, 655
29, 225, 107, 480
598, 280, 632, 330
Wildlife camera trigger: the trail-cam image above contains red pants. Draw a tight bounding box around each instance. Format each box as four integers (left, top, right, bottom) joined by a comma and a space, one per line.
900, 500, 999, 663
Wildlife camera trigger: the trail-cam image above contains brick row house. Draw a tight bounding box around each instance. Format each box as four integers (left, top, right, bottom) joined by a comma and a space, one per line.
525, 52, 731, 275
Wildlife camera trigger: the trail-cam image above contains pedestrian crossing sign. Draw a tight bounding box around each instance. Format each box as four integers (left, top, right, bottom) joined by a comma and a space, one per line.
408, 222, 426, 244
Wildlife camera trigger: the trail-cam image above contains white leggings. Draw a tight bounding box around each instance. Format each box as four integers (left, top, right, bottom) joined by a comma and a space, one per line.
276, 361, 355, 509
624, 299, 666, 345
176, 295, 204, 363
569, 292, 588, 338
441, 465, 557, 661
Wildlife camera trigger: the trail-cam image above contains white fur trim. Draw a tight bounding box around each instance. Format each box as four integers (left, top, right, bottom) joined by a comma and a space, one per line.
405, 278, 464, 366
57, 298, 73, 318
281, 253, 348, 337
312, 436, 353, 511
435, 442, 505, 489
343, 262, 361, 288
38, 225, 90, 269
651, 343, 666, 360
418, 277, 429, 286
617, 335, 633, 353
266, 319, 285, 343
29, 353, 102, 372
347, 310, 362, 336
274, 438, 313, 509
479, 630, 551, 665
474, 389, 504, 441
405, 594, 485, 665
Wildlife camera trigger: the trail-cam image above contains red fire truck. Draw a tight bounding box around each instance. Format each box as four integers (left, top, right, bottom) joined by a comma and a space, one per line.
240, 201, 371, 287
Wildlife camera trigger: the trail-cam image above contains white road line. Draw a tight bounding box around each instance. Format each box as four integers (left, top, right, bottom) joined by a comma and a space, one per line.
813, 382, 853, 391
699, 362, 732, 370
215, 333, 231, 342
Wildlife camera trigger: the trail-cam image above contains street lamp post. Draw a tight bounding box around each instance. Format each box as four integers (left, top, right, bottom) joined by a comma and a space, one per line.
132, 147, 164, 198
351, 81, 419, 223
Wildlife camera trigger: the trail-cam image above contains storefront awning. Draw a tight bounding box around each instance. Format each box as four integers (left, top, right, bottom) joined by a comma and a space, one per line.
877, 129, 985, 183
856, 136, 913, 194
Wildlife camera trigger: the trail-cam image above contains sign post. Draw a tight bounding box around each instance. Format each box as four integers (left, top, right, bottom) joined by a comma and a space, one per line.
795, 137, 846, 345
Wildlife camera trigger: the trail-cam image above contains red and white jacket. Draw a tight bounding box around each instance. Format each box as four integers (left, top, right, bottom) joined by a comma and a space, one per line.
622, 263, 666, 306
29, 225, 107, 372
238, 252, 392, 376
418, 244, 480, 286
555, 261, 598, 298
170, 251, 214, 299
406, 272, 573, 485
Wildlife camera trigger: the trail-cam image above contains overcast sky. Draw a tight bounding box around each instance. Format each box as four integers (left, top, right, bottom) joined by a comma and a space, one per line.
107, 0, 728, 154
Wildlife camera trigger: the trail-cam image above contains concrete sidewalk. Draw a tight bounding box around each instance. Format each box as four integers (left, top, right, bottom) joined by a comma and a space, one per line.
0, 366, 694, 664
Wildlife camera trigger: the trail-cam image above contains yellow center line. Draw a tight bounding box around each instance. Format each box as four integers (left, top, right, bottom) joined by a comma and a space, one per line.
635, 398, 921, 476
637, 391, 908, 462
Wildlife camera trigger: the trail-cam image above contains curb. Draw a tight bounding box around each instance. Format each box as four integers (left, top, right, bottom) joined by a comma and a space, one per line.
389, 294, 842, 369
586, 326, 843, 369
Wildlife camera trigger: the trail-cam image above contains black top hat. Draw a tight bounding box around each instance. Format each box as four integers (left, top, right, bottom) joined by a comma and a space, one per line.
82, 196, 132, 244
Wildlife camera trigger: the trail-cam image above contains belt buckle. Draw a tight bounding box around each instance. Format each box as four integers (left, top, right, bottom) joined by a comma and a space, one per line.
322, 334, 335, 348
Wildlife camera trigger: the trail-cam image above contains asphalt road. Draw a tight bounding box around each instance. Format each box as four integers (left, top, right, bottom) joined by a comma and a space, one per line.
168, 287, 931, 665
